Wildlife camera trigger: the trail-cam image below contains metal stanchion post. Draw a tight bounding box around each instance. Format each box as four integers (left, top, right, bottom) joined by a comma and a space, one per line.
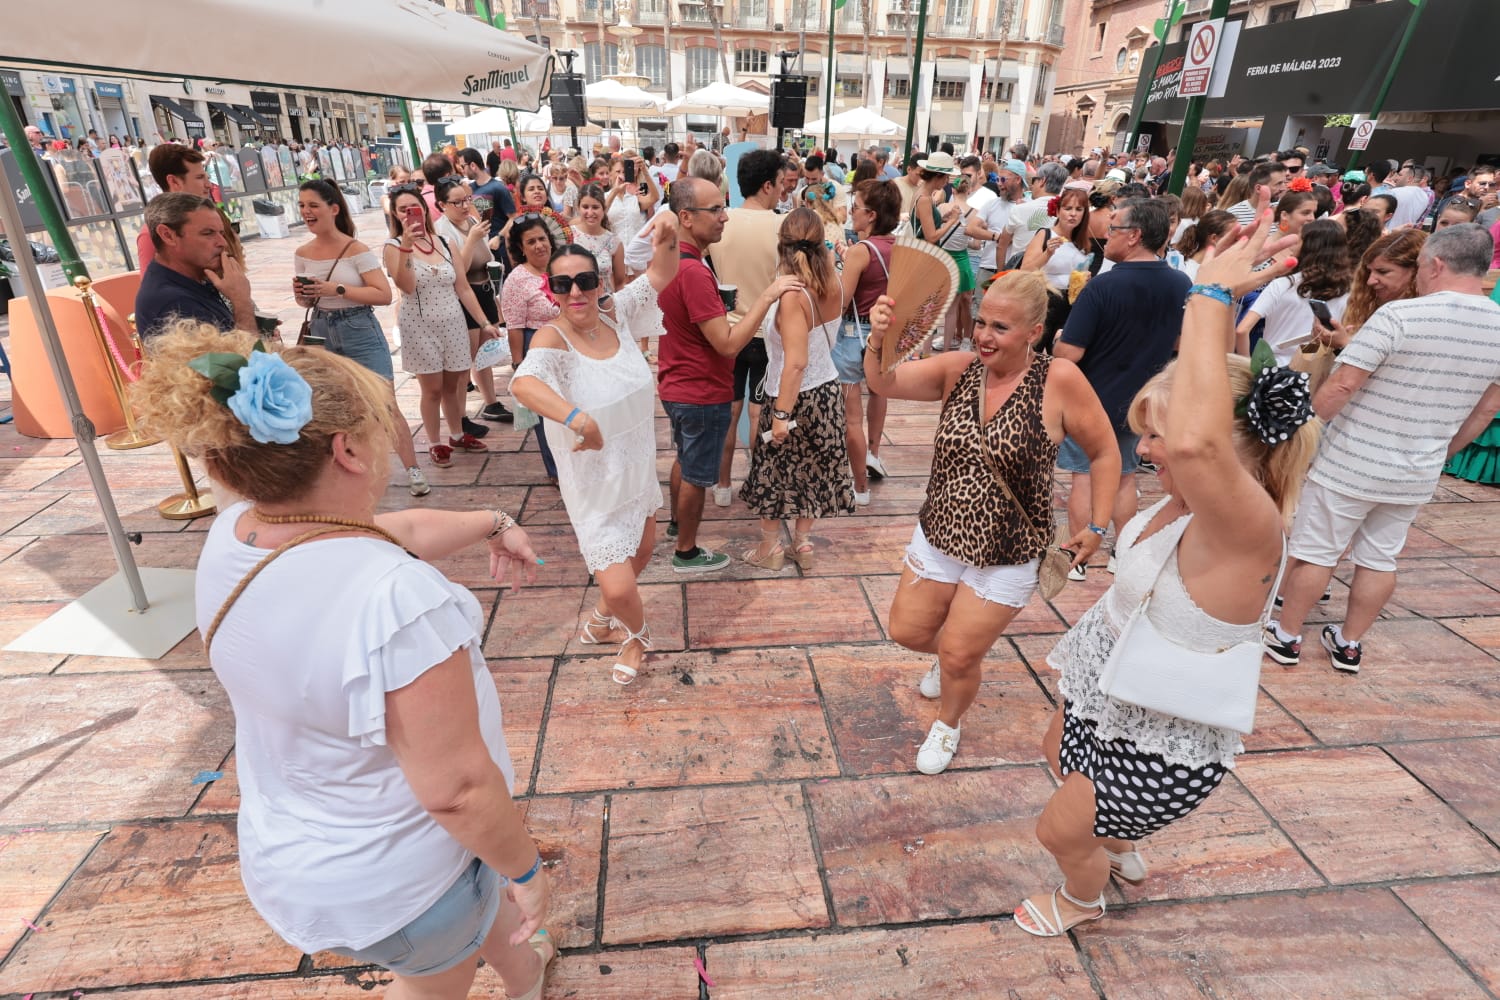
75, 277, 160, 450
122, 313, 217, 520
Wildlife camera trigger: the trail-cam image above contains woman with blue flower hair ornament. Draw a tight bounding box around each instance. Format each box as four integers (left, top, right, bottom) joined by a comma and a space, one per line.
1012, 200, 1321, 938
130, 321, 558, 1000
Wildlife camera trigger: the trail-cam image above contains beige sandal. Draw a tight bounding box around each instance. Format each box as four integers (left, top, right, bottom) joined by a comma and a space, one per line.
791, 531, 815, 571
743, 529, 785, 570
507, 928, 557, 1000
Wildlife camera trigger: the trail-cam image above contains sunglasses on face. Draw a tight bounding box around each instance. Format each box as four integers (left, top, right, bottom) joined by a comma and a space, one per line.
548, 271, 601, 294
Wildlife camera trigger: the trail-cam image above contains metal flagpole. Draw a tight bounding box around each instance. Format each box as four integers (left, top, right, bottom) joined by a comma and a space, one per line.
902, 0, 930, 161
1164, 0, 1229, 196
0, 98, 149, 612
1125, 0, 1180, 158
1344, 0, 1428, 172
823, 0, 837, 151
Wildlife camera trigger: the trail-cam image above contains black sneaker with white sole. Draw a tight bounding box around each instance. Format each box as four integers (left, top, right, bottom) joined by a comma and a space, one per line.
1320, 625, 1362, 673
461, 416, 490, 439
480, 401, 515, 423
1273, 588, 1332, 609
1262, 625, 1301, 666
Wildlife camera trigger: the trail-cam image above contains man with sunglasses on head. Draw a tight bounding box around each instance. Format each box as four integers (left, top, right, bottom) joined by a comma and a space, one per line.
656, 177, 804, 574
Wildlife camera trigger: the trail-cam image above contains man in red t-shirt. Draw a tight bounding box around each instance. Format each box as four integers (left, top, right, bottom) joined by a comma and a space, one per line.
657, 177, 801, 573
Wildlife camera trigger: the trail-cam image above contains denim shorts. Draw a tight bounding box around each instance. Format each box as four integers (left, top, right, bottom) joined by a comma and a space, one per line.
1057, 430, 1141, 475
662, 399, 732, 488
310, 305, 394, 381
326, 858, 502, 977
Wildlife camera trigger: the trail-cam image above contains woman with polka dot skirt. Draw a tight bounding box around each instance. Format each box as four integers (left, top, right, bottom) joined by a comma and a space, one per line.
1015, 203, 1318, 937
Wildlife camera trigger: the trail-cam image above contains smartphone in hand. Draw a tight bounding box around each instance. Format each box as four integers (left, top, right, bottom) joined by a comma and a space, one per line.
623, 158, 636, 183
1308, 298, 1333, 326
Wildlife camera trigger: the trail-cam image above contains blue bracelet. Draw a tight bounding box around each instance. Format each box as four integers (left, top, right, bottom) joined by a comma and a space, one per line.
1186, 283, 1234, 306
563, 407, 580, 427
1087, 523, 1107, 537
511, 854, 544, 885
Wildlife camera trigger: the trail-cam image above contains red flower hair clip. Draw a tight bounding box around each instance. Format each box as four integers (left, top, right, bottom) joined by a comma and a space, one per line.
1287, 177, 1313, 193
1047, 197, 1060, 218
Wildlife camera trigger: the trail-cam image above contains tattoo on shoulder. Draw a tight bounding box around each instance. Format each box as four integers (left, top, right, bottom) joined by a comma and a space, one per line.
1261, 573, 1272, 584
246, 531, 257, 545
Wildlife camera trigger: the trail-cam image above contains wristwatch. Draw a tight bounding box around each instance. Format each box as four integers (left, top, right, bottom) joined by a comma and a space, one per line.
335, 284, 346, 296
772, 408, 793, 421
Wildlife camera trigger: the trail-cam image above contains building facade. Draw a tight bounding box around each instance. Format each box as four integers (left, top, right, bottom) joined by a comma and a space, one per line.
1050, 0, 1390, 158
444, 0, 1067, 155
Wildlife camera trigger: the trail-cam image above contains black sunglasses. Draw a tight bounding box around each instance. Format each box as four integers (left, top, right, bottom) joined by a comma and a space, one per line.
548, 271, 601, 294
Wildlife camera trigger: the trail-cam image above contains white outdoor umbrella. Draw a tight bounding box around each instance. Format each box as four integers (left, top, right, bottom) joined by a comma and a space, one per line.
0, 1, 550, 654
515, 108, 601, 137
446, 106, 516, 136
802, 106, 906, 142
583, 80, 664, 119
4, 0, 552, 110
664, 82, 770, 117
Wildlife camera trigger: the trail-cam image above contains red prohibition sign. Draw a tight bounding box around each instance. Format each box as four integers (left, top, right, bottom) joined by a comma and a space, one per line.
1190, 25, 1216, 64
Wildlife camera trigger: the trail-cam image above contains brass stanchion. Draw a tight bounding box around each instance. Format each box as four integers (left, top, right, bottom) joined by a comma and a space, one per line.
75, 277, 160, 450
122, 312, 217, 520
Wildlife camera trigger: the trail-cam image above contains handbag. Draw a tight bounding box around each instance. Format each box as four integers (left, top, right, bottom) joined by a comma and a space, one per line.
296, 240, 356, 346
973, 381, 1072, 601
1288, 340, 1336, 395
1097, 538, 1288, 734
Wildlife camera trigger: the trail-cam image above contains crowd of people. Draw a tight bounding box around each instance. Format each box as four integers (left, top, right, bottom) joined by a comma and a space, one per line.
124, 131, 1500, 994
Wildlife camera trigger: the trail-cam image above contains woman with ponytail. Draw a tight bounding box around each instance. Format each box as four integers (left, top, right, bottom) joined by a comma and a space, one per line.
739, 207, 856, 571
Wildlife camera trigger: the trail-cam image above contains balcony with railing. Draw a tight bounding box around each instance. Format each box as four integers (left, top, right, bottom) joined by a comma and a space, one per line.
678, 0, 725, 23
1045, 22, 1065, 45
736, 0, 769, 27
580, 0, 620, 24
637, 0, 667, 23
933, 0, 974, 36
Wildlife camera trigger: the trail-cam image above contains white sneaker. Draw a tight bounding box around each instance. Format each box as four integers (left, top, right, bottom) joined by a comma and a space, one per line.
1067, 564, 1086, 582
1106, 551, 1118, 575
916, 719, 961, 775
711, 485, 733, 507
854, 489, 871, 507
407, 466, 430, 497
918, 660, 942, 699
866, 454, 887, 480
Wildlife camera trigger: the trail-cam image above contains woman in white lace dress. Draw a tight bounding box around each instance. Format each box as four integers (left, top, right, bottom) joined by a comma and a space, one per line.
1015, 206, 1318, 937
510, 219, 680, 685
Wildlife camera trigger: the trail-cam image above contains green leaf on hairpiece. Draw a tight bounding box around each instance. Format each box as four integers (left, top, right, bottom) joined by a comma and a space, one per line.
252, 339, 267, 354
188, 351, 250, 404
1249, 339, 1276, 379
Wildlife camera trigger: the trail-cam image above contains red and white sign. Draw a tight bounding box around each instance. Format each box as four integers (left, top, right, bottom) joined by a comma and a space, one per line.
1179, 19, 1224, 98
1348, 116, 1377, 151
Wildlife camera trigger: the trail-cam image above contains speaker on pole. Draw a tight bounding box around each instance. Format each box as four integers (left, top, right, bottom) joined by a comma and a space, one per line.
770, 75, 808, 132
550, 73, 588, 128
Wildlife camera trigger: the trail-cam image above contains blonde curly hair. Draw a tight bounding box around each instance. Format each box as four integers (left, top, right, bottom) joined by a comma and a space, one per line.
129, 321, 395, 504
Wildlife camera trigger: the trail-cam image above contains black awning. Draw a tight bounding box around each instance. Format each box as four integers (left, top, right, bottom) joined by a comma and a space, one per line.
208, 102, 257, 127
236, 105, 276, 129
150, 94, 204, 126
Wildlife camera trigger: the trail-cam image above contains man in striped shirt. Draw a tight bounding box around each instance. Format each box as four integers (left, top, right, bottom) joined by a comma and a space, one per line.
1265, 224, 1500, 673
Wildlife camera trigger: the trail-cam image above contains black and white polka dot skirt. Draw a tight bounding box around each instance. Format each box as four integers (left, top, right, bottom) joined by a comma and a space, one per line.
1058, 703, 1227, 842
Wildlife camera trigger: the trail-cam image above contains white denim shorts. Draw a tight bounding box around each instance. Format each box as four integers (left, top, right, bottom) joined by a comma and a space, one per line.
904, 523, 1039, 608
1288, 479, 1419, 573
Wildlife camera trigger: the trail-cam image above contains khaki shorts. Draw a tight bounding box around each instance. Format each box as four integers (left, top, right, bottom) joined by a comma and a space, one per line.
1288, 480, 1419, 573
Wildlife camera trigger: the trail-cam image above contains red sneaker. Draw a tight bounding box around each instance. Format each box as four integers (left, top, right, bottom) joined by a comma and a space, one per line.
449, 433, 488, 453
429, 444, 453, 468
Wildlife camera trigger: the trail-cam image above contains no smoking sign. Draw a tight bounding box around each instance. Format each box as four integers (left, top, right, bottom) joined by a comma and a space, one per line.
1180, 19, 1223, 98
1348, 117, 1378, 151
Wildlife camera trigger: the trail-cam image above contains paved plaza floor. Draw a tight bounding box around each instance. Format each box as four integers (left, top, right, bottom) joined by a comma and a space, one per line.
1, 209, 1498, 998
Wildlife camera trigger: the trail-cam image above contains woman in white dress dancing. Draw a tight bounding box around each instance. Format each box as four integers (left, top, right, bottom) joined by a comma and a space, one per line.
510, 217, 680, 685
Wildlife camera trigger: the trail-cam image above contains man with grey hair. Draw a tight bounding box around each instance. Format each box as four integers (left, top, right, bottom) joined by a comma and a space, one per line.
134, 192, 255, 341
1267, 223, 1500, 673
1003, 160, 1070, 264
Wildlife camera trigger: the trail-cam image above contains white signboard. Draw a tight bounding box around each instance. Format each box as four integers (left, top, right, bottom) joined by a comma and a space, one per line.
1180, 19, 1224, 98
1348, 116, 1377, 151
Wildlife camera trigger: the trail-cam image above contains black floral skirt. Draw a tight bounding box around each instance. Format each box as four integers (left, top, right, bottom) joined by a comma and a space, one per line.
740, 379, 856, 520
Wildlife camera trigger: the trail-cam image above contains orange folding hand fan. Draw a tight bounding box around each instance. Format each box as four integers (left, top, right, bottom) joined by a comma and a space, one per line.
880, 236, 960, 374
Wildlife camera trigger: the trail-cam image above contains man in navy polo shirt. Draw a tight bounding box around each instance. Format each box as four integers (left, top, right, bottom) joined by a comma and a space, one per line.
656, 177, 802, 573
1054, 197, 1191, 579
135, 192, 255, 341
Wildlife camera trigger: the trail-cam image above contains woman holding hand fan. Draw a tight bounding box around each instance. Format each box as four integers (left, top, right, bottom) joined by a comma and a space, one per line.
863, 270, 1120, 775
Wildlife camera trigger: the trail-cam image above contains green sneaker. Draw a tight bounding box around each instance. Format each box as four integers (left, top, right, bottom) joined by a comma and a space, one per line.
666, 520, 679, 539
672, 547, 730, 574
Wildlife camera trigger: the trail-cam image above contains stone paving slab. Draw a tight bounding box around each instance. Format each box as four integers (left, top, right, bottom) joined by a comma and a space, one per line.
4, 206, 1500, 997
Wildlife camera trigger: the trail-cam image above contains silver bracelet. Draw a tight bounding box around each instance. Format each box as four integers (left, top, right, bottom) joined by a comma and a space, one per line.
486, 510, 518, 540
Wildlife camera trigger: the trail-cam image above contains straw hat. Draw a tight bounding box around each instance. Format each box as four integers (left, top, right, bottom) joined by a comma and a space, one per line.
916, 150, 960, 176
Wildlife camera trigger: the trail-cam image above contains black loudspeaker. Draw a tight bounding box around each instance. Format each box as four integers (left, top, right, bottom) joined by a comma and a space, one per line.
550, 74, 587, 128
770, 75, 808, 131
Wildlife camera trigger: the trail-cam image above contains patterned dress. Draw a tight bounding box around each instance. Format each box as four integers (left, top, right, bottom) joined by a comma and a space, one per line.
389, 240, 470, 375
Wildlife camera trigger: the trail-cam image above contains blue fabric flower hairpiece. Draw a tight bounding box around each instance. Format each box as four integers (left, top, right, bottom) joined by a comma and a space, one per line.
188, 342, 314, 445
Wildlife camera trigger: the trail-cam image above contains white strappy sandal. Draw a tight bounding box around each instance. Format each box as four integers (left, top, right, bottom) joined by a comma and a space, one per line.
579, 608, 618, 645
611, 622, 652, 685
1014, 884, 1106, 937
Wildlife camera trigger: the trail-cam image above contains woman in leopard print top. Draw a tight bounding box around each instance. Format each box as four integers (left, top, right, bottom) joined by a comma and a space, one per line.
864, 270, 1121, 775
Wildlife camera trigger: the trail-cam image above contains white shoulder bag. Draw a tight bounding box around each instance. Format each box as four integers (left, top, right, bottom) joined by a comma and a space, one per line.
1097, 537, 1286, 735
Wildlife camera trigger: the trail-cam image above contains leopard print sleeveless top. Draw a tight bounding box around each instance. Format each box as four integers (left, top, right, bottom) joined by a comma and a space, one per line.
918, 353, 1058, 567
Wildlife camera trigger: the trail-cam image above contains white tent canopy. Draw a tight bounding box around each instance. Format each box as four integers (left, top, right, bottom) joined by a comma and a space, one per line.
514, 107, 601, 137
803, 106, 906, 141
665, 82, 769, 117
446, 106, 514, 136
1, 0, 552, 110
584, 80, 663, 118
